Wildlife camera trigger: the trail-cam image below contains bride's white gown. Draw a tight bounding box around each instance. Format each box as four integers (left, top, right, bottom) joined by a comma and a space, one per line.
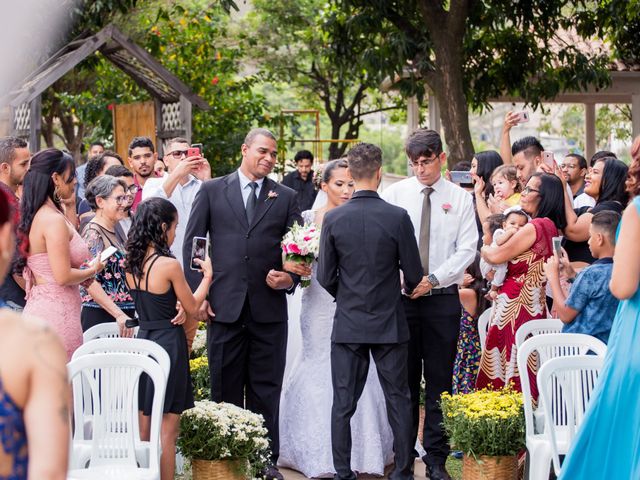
278, 211, 394, 478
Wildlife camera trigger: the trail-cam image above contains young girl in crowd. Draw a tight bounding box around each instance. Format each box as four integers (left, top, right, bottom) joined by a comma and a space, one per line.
491, 165, 521, 207
480, 207, 530, 299
125, 197, 212, 480
453, 252, 487, 395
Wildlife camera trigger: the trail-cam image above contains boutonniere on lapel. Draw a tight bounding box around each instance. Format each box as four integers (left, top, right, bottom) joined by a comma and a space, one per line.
266, 190, 278, 202
442, 202, 452, 214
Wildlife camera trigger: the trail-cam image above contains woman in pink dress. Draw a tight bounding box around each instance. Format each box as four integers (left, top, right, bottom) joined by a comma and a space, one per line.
17, 149, 104, 359
476, 173, 566, 395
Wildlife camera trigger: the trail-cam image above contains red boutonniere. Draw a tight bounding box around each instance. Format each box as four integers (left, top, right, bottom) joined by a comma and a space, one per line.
442, 203, 452, 214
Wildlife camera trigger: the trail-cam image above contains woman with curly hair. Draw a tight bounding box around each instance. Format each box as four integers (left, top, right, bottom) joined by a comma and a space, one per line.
124, 197, 212, 480
18, 149, 104, 359
559, 136, 640, 479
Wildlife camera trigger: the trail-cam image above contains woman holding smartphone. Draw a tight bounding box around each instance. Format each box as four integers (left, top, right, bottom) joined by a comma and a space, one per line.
125, 197, 212, 480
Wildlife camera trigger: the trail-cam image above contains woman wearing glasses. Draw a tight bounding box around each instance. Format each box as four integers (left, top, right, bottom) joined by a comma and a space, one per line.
77, 151, 124, 229
476, 173, 566, 395
79, 176, 136, 335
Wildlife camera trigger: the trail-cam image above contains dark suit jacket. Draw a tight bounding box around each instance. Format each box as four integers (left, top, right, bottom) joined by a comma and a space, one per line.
317, 190, 424, 344
183, 172, 301, 324
281, 170, 317, 211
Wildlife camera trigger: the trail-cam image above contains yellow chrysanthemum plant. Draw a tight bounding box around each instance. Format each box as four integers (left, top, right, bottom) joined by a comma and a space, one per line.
178, 401, 272, 479
440, 387, 525, 457
189, 356, 211, 401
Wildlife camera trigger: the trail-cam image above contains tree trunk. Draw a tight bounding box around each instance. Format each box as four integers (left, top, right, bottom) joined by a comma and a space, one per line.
419, 0, 475, 167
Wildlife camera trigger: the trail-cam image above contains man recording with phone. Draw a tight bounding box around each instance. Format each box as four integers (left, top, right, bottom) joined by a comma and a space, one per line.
142, 137, 211, 269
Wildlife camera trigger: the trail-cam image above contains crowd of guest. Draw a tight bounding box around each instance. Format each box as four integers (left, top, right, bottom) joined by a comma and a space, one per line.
1, 111, 640, 480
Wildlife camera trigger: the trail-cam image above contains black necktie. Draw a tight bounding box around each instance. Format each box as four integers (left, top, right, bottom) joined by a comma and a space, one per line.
246, 182, 258, 223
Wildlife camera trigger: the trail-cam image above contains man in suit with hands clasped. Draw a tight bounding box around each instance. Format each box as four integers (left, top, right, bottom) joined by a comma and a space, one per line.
183, 128, 307, 480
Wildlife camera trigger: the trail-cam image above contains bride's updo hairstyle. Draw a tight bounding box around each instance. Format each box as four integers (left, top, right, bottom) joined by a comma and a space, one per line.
125, 197, 177, 279
321, 158, 349, 184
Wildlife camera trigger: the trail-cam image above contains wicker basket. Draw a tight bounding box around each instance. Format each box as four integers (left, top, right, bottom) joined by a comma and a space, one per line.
462, 454, 518, 480
192, 459, 245, 480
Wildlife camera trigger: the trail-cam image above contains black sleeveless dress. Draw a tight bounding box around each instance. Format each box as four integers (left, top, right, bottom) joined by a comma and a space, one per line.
130, 254, 194, 415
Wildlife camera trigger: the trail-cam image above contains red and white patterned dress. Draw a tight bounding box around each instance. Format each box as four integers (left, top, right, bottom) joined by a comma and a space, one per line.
476, 217, 557, 395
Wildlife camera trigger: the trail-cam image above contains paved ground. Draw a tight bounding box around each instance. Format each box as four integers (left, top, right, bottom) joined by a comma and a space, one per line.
281, 459, 430, 479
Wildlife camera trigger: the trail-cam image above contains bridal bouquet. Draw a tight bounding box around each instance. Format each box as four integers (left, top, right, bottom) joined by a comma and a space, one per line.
281, 222, 320, 288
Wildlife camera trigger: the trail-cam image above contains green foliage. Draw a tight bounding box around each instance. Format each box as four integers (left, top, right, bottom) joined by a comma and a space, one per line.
441, 388, 525, 457
178, 400, 271, 478
244, 0, 400, 159
539, 104, 631, 153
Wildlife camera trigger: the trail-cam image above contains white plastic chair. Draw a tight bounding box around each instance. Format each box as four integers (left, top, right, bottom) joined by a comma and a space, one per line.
477, 307, 492, 351
517, 333, 607, 480
514, 318, 564, 349
537, 355, 604, 477
83, 322, 139, 342
67, 353, 165, 479
69, 338, 170, 470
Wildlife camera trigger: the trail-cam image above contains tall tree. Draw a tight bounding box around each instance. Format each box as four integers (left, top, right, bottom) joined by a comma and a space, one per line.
338, 0, 611, 164
243, 0, 399, 159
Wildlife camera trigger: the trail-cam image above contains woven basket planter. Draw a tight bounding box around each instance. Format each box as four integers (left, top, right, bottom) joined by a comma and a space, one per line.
462, 454, 518, 480
192, 458, 246, 480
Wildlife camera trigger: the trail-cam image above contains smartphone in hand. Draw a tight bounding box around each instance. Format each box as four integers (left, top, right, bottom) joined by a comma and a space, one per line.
190, 237, 208, 271
187, 146, 201, 158
450, 170, 473, 185
552, 236, 563, 258
100, 245, 118, 263
542, 151, 555, 168
515, 111, 529, 123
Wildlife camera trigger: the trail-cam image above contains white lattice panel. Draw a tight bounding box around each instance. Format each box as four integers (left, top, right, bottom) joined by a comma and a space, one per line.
161, 102, 182, 131
13, 103, 30, 131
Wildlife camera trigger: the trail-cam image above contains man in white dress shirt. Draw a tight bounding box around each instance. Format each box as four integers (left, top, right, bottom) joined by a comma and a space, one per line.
142, 137, 210, 268
382, 129, 477, 480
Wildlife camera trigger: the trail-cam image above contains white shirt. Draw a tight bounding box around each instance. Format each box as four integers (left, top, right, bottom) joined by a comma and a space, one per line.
237, 169, 265, 207
381, 175, 478, 288
142, 174, 202, 268
574, 192, 596, 209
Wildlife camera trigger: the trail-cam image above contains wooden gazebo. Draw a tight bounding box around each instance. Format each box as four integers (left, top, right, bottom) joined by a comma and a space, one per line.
4, 24, 209, 155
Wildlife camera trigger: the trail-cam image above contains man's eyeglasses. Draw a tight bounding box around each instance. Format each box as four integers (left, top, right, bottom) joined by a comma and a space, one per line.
127, 185, 139, 195
408, 155, 440, 168
522, 186, 540, 195
168, 150, 188, 159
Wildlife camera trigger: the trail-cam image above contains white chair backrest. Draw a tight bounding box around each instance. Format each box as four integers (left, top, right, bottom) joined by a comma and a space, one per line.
515, 318, 564, 349
73, 338, 170, 380
517, 333, 607, 436
537, 355, 604, 475
83, 322, 139, 342
67, 353, 165, 472
477, 307, 492, 351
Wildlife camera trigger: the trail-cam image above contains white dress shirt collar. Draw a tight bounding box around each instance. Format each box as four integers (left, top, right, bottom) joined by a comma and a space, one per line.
237, 169, 265, 190
411, 174, 446, 194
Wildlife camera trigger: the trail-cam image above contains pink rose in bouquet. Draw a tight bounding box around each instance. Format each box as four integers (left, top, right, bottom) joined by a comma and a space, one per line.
281, 222, 320, 287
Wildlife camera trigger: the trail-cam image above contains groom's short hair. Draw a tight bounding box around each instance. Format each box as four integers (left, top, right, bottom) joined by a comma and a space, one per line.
405, 128, 442, 161
347, 143, 382, 180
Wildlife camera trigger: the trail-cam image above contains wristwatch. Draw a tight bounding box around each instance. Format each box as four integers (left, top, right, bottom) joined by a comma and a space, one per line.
427, 273, 440, 288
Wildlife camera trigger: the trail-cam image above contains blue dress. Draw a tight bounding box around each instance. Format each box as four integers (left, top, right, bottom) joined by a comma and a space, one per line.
559, 196, 640, 479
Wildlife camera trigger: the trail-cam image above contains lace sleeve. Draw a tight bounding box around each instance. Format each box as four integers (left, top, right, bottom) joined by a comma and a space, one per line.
81, 225, 105, 259
301, 210, 316, 225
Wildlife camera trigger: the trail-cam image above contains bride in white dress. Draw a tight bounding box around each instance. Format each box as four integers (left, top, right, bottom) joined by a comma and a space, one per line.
278, 159, 394, 478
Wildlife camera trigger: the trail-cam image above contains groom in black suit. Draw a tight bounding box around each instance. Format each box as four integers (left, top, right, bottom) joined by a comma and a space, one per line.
317, 143, 428, 480
183, 128, 303, 480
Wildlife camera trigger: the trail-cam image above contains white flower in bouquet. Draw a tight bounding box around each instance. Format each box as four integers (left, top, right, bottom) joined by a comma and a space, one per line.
281, 221, 320, 287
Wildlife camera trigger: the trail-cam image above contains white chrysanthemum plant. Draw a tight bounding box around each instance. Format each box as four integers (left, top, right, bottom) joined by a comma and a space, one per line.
177, 401, 271, 479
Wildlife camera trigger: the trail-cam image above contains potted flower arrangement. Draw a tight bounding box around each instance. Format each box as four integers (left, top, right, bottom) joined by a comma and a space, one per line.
441, 387, 525, 480
178, 401, 271, 480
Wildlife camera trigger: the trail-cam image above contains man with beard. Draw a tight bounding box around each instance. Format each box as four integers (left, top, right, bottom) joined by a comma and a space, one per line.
127, 136, 157, 213
0, 136, 30, 310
